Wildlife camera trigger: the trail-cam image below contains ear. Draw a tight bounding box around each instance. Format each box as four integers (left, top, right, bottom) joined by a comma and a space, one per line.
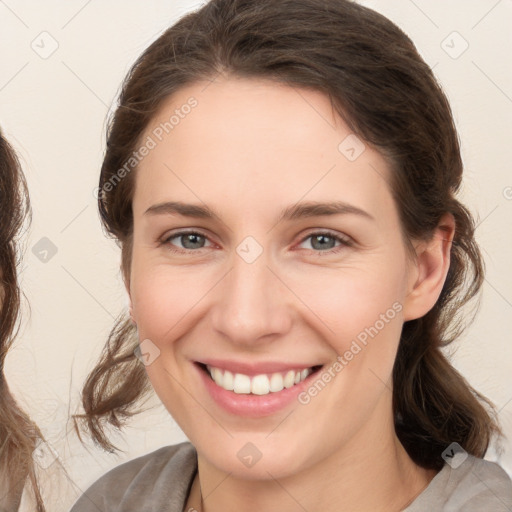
402, 212, 455, 322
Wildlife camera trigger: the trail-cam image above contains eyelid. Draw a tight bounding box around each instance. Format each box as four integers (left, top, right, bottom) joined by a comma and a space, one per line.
160, 228, 214, 249
294, 229, 354, 254
160, 228, 353, 254
297, 228, 352, 245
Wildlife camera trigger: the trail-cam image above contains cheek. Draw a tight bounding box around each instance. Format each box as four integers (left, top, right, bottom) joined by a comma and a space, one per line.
132, 275, 183, 338
130, 262, 215, 343
287, 261, 406, 345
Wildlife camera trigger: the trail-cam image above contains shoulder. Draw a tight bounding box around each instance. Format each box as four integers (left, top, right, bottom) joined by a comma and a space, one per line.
407, 454, 512, 511
448, 455, 512, 510
69, 441, 197, 512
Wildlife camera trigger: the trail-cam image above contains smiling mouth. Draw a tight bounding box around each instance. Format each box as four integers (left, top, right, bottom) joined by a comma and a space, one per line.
197, 363, 323, 395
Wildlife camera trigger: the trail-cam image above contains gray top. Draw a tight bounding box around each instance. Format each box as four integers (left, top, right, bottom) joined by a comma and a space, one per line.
69, 442, 512, 511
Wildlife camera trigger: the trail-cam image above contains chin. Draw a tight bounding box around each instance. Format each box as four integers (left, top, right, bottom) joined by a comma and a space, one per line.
194, 432, 317, 481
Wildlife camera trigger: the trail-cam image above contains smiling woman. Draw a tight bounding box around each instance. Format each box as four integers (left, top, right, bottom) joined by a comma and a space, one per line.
70, 0, 512, 511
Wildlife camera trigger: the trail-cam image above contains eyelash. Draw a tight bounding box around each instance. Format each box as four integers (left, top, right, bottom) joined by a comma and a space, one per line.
160, 229, 353, 256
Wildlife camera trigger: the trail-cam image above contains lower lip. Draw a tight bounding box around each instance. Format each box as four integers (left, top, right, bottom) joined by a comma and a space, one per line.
195, 363, 320, 418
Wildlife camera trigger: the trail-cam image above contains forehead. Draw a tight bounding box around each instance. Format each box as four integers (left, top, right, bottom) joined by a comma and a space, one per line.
143, 77, 346, 159
133, 77, 397, 224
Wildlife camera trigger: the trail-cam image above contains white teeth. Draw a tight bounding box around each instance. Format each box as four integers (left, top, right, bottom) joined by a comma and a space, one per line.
223, 370, 234, 391
269, 373, 284, 392
233, 373, 251, 394
206, 365, 313, 395
283, 370, 295, 388
212, 367, 223, 386
251, 375, 270, 395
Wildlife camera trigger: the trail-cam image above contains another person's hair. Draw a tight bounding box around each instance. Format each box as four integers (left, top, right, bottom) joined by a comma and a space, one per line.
0, 129, 45, 511
74, 0, 501, 470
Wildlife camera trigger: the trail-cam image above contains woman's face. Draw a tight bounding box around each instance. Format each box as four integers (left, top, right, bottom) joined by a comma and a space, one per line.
129, 77, 420, 479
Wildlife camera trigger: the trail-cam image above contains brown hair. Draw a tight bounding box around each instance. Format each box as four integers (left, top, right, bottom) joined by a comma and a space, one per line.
0, 130, 45, 510
74, 0, 501, 470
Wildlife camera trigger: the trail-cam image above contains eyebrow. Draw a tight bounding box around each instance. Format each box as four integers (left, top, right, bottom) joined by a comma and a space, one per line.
144, 200, 375, 223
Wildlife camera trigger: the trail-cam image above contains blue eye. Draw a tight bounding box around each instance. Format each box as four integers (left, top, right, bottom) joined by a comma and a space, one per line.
160, 230, 352, 255
297, 231, 352, 254
163, 231, 211, 253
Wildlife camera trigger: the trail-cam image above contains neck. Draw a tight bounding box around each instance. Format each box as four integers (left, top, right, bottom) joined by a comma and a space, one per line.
186, 398, 437, 512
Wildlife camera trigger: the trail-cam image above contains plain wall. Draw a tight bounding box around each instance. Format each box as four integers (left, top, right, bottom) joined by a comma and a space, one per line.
0, 1, 511, 510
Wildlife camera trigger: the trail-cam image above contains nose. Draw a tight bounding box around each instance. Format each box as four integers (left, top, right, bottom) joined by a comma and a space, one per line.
210, 248, 292, 347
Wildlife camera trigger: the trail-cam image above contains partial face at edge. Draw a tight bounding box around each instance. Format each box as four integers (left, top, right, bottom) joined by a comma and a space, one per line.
127, 76, 420, 479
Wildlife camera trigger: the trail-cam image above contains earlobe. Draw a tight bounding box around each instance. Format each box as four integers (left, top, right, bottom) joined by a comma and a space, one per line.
402, 213, 455, 322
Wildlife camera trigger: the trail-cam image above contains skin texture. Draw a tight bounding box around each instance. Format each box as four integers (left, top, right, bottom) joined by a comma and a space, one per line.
127, 77, 454, 511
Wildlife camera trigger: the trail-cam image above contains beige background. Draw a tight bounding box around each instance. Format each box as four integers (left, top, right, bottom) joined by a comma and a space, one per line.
0, 0, 511, 510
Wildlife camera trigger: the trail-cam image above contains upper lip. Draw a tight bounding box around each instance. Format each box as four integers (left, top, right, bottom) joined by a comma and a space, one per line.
196, 358, 322, 376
